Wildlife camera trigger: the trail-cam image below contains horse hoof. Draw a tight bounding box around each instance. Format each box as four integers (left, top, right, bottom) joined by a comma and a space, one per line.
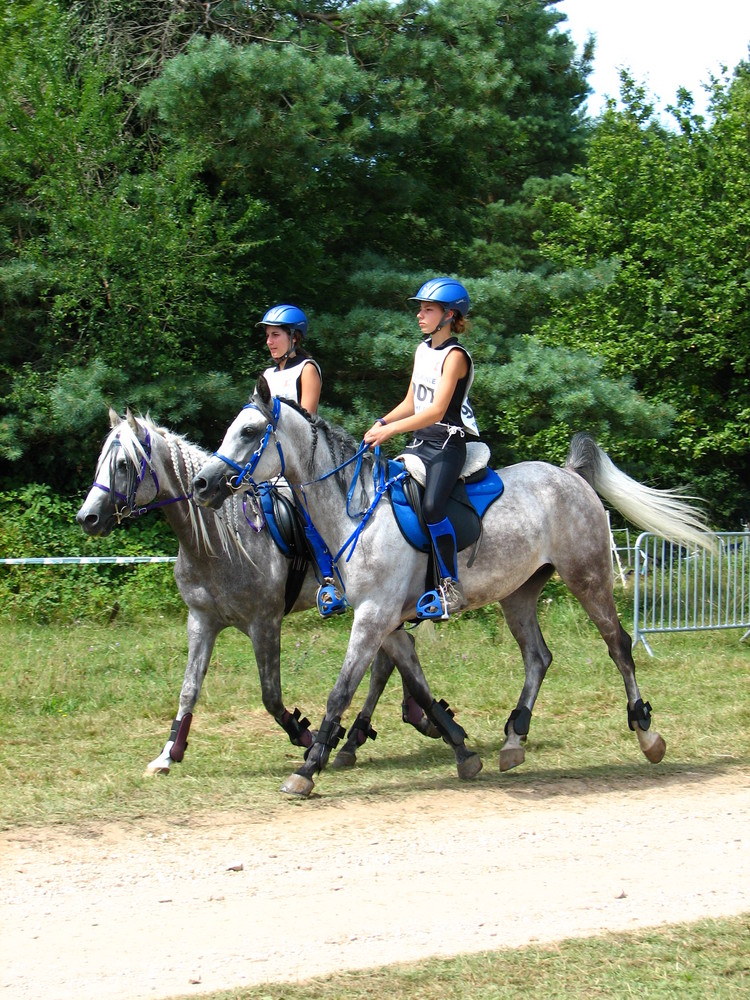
144, 754, 171, 775
499, 746, 525, 771
457, 753, 483, 780
143, 764, 170, 776
281, 773, 315, 797
643, 732, 666, 763
330, 750, 357, 769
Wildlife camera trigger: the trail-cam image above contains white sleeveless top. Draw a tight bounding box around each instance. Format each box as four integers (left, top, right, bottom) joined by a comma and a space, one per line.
410, 341, 479, 436
262, 357, 321, 405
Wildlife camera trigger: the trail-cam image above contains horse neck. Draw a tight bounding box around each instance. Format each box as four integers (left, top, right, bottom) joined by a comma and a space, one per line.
284, 420, 372, 547
148, 429, 214, 543
153, 428, 271, 563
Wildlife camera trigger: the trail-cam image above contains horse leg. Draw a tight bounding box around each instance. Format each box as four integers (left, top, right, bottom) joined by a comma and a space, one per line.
561, 557, 666, 764
397, 629, 441, 740
145, 611, 220, 775
498, 568, 555, 772
250, 615, 314, 750
379, 627, 482, 780
331, 629, 440, 770
330, 648, 394, 770
281, 614, 480, 797
281, 615, 386, 797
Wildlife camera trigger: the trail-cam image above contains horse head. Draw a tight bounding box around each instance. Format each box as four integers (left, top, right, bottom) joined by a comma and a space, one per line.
192, 375, 285, 508
76, 409, 157, 535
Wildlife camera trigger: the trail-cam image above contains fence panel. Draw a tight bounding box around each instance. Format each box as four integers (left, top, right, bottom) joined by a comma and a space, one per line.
633, 531, 750, 655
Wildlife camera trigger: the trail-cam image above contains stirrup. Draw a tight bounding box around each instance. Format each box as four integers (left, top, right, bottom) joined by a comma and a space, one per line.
316, 579, 346, 618
416, 588, 448, 621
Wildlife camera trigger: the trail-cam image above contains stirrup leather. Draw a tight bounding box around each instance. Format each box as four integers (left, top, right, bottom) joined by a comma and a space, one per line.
316, 578, 346, 617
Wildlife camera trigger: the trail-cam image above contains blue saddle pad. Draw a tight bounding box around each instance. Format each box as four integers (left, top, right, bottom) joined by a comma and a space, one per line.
387, 460, 504, 553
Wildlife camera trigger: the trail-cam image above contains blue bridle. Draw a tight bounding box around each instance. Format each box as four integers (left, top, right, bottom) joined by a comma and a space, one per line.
211, 396, 408, 570
214, 397, 286, 488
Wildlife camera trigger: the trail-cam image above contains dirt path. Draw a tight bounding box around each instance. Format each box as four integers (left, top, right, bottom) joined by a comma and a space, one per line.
2, 768, 748, 1000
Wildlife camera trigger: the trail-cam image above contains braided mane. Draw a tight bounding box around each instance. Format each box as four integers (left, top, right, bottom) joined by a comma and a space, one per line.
109, 414, 259, 560
276, 397, 373, 500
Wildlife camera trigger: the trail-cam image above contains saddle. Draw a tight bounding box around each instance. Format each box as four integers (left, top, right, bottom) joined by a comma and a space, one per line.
388, 442, 505, 557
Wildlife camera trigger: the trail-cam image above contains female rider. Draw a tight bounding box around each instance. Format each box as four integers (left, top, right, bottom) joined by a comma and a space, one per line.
259, 304, 322, 414
363, 278, 480, 618
257, 303, 343, 615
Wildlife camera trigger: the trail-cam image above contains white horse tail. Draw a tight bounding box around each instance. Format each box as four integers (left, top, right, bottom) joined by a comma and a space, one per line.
565, 432, 716, 552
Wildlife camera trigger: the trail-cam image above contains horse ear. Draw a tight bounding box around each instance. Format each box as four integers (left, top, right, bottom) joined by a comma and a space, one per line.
256, 374, 272, 407
108, 407, 121, 429
125, 408, 139, 433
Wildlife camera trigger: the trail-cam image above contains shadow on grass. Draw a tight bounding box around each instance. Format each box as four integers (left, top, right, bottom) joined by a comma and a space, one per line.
293, 741, 750, 804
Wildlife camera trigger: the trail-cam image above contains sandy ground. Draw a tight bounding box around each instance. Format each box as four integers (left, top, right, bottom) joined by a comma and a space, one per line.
1, 767, 748, 1000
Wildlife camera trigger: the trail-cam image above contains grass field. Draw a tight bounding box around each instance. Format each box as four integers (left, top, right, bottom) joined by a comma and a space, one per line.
1, 593, 748, 999
163, 914, 748, 999
1, 594, 748, 828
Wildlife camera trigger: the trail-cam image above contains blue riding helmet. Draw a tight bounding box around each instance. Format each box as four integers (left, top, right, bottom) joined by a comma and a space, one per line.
256, 304, 308, 339
408, 278, 471, 318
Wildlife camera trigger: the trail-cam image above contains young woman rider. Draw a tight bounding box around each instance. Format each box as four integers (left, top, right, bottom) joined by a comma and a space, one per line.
259, 304, 322, 414
363, 277, 480, 617
257, 303, 345, 616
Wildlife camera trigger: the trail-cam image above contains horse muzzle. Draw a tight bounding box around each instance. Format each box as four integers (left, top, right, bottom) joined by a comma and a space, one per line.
75, 505, 115, 537
191, 468, 231, 509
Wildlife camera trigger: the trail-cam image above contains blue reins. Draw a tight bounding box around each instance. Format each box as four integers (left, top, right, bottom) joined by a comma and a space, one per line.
211, 397, 408, 583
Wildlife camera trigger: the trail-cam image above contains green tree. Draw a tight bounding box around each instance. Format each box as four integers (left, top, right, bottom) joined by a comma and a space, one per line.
2, 0, 601, 494
537, 66, 750, 523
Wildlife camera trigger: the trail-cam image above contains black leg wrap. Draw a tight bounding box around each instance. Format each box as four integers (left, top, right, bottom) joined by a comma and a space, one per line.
304, 716, 345, 760
169, 712, 192, 763
428, 698, 467, 748
628, 699, 652, 732
504, 706, 532, 737
279, 707, 312, 747
347, 713, 377, 747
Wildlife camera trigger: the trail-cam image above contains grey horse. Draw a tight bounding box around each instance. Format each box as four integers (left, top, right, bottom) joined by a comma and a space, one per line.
192, 376, 715, 797
76, 409, 446, 776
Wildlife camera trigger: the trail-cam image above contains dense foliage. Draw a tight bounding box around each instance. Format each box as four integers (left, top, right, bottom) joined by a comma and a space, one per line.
1, 1, 748, 532
538, 72, 750, 523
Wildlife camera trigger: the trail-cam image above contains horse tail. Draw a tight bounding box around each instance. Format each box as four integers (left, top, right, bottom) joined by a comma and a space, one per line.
565, 432, 716, 552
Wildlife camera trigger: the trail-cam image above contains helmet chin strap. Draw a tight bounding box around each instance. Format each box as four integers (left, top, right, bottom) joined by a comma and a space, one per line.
424, 309, 454, 338
279, 329, 297, 364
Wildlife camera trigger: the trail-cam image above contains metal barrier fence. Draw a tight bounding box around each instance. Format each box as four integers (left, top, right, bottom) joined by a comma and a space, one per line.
632, 530, 750, 655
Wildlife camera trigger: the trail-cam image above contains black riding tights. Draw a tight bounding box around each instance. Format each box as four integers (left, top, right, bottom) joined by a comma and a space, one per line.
415, 434, 466, 524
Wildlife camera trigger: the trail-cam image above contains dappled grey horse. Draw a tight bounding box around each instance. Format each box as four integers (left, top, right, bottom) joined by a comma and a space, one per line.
76, 410, 442, 775
193, 376, 715, 797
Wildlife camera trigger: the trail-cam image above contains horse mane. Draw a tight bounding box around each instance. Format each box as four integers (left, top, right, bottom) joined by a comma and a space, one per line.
277, 397, 373, 501
110, 413, 260, 562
